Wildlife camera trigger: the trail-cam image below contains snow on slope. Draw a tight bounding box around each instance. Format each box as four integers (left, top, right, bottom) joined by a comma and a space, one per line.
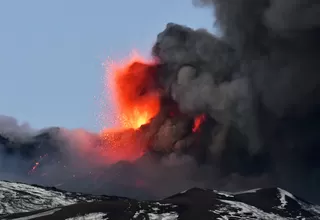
213, 200, 288, 220
1, 181, 320, 220
5, 208, 62, 220
0, 181, 78, 215
0, 180, 111, 216
65, 213, 108, 220
276, 188, 320, 216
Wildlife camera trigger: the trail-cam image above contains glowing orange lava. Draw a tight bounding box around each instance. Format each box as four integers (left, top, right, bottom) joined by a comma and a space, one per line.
192, 114, 206, 132
106, 51, 160, 129
100, 51, 161, 163
100, 128, 145, 164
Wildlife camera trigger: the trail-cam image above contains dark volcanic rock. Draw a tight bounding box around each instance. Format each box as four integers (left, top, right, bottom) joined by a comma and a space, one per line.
1, 181, 320, 220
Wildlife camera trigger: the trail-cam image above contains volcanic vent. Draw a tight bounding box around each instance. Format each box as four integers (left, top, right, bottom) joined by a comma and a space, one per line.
97, 7, 320, 202
98, 24, 264, 174
99, 52, 215, 164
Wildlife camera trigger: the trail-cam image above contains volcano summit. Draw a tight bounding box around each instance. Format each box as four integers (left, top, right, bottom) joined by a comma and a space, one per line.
1, 1, 320, 219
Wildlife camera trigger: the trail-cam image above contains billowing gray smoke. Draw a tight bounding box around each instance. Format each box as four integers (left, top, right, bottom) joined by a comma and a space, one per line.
1, 0, 320, 204
152, 0, 320, 202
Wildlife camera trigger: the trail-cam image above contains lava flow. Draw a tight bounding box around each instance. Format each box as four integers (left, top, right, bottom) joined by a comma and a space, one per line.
100, 52, 161, 163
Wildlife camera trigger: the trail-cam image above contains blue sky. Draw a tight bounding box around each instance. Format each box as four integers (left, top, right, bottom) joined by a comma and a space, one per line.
0, 1, 214, 132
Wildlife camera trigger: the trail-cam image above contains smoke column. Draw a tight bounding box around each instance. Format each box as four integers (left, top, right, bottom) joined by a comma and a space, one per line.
152, 0, 320, 202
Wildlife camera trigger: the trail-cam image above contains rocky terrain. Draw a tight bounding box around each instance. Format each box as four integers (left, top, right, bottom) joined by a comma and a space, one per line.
1, 180, 320, 220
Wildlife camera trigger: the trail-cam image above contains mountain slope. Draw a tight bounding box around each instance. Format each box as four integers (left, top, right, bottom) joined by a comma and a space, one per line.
1, 181, 320, 220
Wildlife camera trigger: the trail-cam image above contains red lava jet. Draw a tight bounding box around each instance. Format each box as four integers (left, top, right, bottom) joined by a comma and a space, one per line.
28, 154, 48, 174
99, 52, 161, 163
192, 115, 206, 133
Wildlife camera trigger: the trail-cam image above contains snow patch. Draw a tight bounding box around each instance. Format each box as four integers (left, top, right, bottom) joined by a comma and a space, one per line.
0, 181, 78, 215
148, 212, 179, 220
153, 202, 177, 208
215, 199, 287, 220
7, 208, 61, 220
231, 188, 261, 195
213, 190, 233, 198
65, 212, 107, 220
277, 188, 295, 209
276, 188, 320, 216
298, 201, 320, 216
152, 207, 160, 212
133, 210, 145, 218
132, 210, 178, 220
303, 204, 320, 215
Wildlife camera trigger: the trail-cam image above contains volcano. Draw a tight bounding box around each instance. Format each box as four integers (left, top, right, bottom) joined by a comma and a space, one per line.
1, 181, 320, 220
1, 0, 320, 219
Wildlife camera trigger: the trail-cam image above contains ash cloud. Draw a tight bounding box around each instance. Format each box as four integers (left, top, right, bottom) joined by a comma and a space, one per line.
0, 116, 35, 138
153, 0, 320, 202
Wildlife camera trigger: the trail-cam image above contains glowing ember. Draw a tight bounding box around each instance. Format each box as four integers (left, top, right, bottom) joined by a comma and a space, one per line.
28, 154, 48, 174
29, 162, 39, 174
100, 128, 145, 163
192, 114, 206, 132
101, 51, 161, 163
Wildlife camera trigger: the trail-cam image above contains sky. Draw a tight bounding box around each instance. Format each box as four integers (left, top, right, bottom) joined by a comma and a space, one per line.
0, 0, 214, 132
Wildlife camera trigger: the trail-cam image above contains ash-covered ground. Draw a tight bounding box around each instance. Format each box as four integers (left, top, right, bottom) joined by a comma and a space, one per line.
1, 0, 320, 204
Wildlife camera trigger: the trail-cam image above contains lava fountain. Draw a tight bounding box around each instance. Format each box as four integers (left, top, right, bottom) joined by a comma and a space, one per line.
107, 52, 160, 129
100, 51, 161, 163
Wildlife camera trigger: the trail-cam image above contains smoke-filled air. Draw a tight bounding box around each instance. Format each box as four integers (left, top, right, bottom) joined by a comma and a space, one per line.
1, 0, 320, 203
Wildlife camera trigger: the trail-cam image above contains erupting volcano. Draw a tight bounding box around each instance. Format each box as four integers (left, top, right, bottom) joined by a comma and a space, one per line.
2, 0, 320, 207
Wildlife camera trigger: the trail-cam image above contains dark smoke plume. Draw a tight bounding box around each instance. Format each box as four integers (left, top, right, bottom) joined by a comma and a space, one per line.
152, 0, 320, 202
1, 0, 320, 204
